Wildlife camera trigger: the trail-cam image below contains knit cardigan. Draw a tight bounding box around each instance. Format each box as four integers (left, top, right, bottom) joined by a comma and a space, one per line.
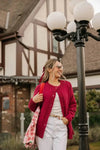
28, 80, 76, 139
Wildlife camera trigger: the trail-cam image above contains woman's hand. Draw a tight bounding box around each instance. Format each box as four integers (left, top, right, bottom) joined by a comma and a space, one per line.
62, 117, 69, 125
32, 93, 43, 103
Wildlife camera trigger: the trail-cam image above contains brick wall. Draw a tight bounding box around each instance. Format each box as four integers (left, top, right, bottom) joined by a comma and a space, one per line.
0, 83, 30, 133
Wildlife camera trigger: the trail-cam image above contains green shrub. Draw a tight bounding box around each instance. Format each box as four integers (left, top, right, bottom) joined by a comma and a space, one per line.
24, 109, 31, 131
88, 126, 100, 142
73, 112, 100, 129
68, 126, 100, 146
89, 113, 100, 127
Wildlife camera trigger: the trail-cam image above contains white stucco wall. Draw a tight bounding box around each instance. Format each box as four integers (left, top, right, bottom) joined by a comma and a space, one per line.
60, 41, 65, 54
67, 0, 75, 22
5, 43, 16, 75
85, 75, 100, 86
67, 75, 100, 88
67, 77, 78, 87
29, 51, 35, 76
37, 53, 48, 76
22, 23, 34, 47
22, 49, 28, 76
56, 0, 65, 13
37, 25, 47, 51
49, 0, 54, 13
34, 1, 47, 23
50, 55, 57, 59
0, 70, 3, 75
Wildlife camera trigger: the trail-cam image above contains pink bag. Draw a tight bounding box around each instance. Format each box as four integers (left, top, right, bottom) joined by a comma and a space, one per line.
23, 83, 45, 148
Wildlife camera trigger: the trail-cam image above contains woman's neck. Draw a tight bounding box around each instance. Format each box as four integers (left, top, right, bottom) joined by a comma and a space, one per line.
48, 78, 60, 86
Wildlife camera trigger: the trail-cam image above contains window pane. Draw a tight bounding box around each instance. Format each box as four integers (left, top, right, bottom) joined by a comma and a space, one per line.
53, 38, 58, 53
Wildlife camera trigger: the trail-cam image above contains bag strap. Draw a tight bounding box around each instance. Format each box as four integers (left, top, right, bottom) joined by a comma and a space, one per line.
39, 82, 45, 94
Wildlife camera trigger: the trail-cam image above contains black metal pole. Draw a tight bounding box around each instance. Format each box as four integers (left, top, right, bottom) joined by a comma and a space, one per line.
76, 46, 89, 150
74, 23, 89, 150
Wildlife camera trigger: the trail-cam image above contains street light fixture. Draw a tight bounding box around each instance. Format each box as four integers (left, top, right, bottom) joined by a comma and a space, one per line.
47, 1, 100, 150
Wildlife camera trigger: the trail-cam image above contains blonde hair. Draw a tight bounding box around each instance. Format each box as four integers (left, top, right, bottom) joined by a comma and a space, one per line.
41, 58, 66, 82
41, 59, 57, 82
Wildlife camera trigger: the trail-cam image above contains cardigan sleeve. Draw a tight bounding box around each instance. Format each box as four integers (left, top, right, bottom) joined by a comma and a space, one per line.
66, 82, 77, 122
28, 84, 40, 112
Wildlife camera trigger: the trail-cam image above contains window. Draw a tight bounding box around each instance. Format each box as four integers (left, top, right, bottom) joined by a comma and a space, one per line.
2, 96, 10, 110
53, 38, 58, 53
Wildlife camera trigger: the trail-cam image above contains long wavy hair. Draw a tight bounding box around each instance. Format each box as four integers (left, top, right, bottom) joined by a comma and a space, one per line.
41, 58, 66, 83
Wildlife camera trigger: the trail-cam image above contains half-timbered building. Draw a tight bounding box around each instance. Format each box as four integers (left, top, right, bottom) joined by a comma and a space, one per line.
0, 0, 100, 135
0, 0, 71, 133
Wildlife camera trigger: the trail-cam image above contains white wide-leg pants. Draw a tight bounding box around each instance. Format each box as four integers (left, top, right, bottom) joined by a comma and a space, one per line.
36, 116, 68, 150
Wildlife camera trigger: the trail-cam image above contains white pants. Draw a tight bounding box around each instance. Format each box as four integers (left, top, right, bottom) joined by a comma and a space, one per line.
36, 116, 68, 150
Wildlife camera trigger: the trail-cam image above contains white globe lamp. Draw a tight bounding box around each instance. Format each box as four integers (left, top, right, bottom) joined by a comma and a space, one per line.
69, 0, 86, 14
73, 1, 94, 22
47, 11, 66, 31
92, 13, 100, 31
67, 21, 76, 33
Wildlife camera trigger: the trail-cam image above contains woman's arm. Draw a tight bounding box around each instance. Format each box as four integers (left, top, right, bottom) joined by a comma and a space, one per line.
28, 85, 40, 112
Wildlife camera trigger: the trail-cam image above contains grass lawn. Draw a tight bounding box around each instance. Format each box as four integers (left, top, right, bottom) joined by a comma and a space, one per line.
67, 141, 100, 150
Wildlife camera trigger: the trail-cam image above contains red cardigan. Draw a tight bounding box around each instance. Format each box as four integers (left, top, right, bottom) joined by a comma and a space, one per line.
28, 80, 76, 139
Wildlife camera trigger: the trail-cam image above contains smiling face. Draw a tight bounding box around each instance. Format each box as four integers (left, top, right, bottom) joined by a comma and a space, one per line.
48, 61, 63, 80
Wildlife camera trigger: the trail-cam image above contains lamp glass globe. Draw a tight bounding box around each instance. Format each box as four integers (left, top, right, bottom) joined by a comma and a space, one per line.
47, 11, 66, 31
92, 13, 100, 30
69, 0, 86, 14
73, 1, 94, 22
67, 21, 76, 33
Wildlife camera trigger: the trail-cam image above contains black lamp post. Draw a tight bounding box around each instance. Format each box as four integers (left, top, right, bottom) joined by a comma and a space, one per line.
47, 1, 100, 150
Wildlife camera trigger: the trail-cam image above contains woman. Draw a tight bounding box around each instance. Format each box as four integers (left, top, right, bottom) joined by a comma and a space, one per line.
28, 58, 76, 150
